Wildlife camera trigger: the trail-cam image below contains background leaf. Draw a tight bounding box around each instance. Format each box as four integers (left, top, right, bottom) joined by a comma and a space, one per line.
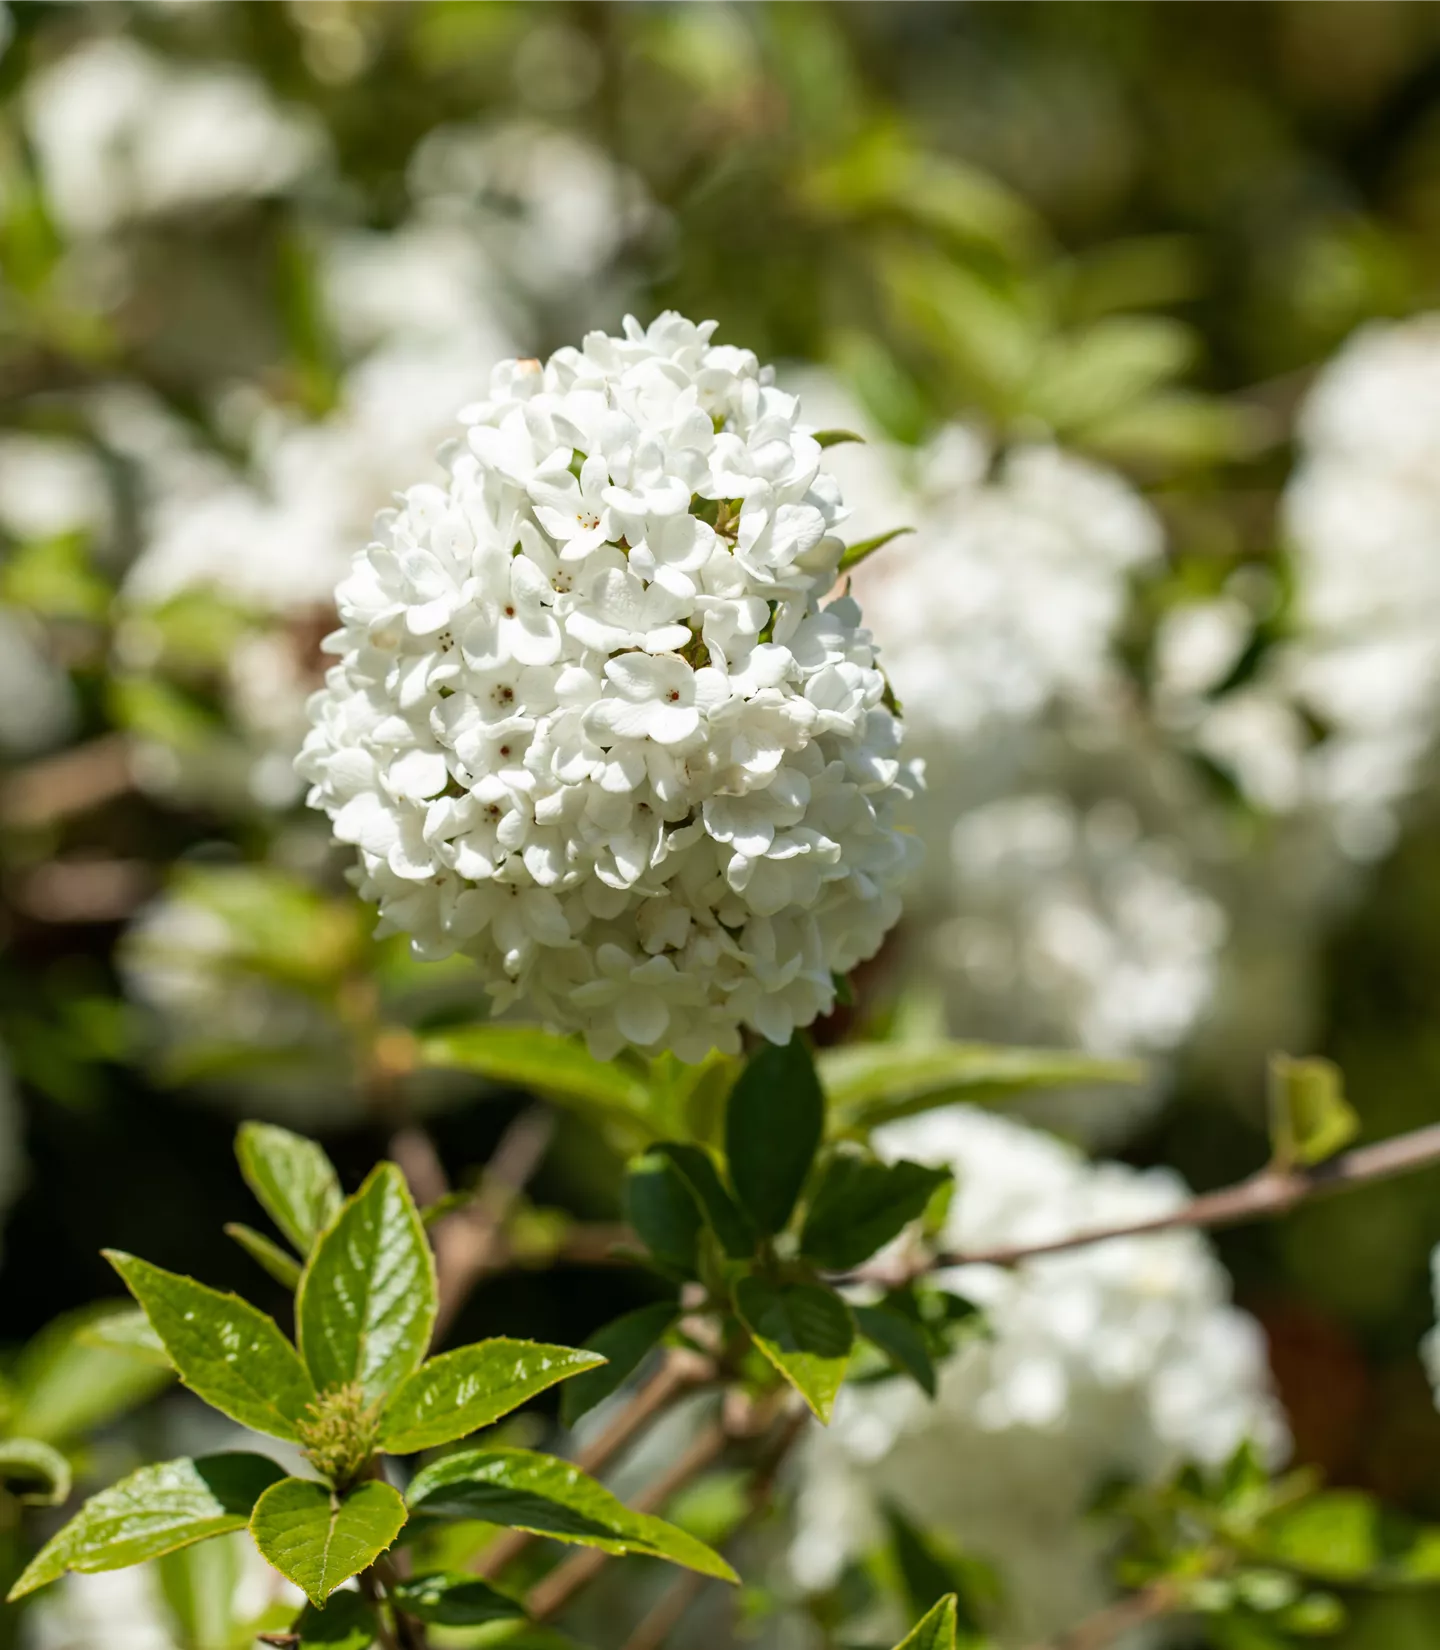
294, 1589, 380, 1648
625, 1152, 704, 1273
390, 1571, 526, 1626
418, 1025, 654, 1140
406, 1448, 737, 1581
800, 1150, 951, 1270
380, 1339, 605, 1454
725, 1037, 824, 1236
10, 1305, 173, 1444
852, 1303, 937, 1398
105, 1251, 315, 1441
8, 1454, 284, 1600
296, 1164, 436, 1405
236, 1123, 343, 1256
652, 1142, 755, 1259
819, 1041, 1144, 1130
734, 1275, 854, 1421
1268, 1055, 1359, 1171
250, 1475, 408, 1607
0, 1438, 71, 1505
561, 1302, 679, 1427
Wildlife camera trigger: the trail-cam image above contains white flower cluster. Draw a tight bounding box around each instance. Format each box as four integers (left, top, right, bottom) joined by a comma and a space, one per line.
793, 1106, 1286, 1646
853, 426, 1162, 741
24, 36, 323, 238
298, 314, 921, 1060
941, 794, 1227, 1059
1159, 316, 1440, 862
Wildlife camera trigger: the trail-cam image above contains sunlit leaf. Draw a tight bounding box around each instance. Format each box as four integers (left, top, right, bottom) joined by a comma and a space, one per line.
250, 1476, 408, 1607
379, 1340, 605, 1454
406, 1448, 737, 1581
1268, 1055, 1358, 1171
236, 1123, 343, 1257
225, 1223, 303, 1290
892, 1594, 958, 1650
8, 1454, 284, 1601
105, 1251, 315, 1442
296, 1164, 436, 1406
390, 1571, 525, 1626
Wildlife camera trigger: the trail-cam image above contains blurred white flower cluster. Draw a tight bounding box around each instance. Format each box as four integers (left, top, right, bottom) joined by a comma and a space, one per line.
793, 1105, 1286, 1645
1159, 314, 1440, 863
299, 314, 921, 1060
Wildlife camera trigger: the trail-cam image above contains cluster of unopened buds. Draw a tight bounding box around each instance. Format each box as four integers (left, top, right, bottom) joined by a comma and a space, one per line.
299, 313, 921, 1059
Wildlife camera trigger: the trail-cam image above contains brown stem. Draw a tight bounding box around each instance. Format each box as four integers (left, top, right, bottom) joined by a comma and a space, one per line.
618, 1401, 812, 1650
474, 1348, 714, 1581
0, 733, 133, 828
429, 1105, 557, 1343
849, 1120, 1440, 1284
1027, 1577, 1183, 1650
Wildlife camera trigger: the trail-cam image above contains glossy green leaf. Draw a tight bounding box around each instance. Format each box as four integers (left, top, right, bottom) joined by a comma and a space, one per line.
801, 1149, 951, 1271
418, 1025, 654, 1137
12, 1305, 173, 1444
236, 1123, 343, 1256
652, 1143, 754, 1259
893, 1595, 958, 1650
105, 1251, 315, 1441
725, 1037, 824, 1236
1268, 1055, 1358, 1171
820, 1040, 1144, 1129
8, 1454, 284, 1600
852, 1304, 937, 1398
561, 1302, 679, 1427
406, 1448, 737, 1581
225, 1223, 303, 1290
380, 1339, 605, 1454
250, 1476, 408, 1607
0, 1438, 71, 1505
390, 1571, 525, 1626
294, 1589, 379, 1648
625, 1152, 703, 1273
296, 1164, 436, 1405
734, 1275, 854, 1422
837, 525, 914, 573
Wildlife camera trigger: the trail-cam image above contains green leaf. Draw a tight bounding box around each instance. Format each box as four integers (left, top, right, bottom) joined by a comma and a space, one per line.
155, 1532, 247, 1650
250, 1476, 408, 1607
380, 1339, 605, 1454
734, 1276, 854, 1422
8, 1454, 284, 1601
813, 429, 865, 449
236, 1123, 343, 1256
852, 1304, 937, 1398
390, 1571, 525, 1626
296, 1164, 436, 1405
1268, 1055, 1358, 1171
0, 1438, 71, 1505
800, 1149, 952, 1271
819, 1040, 1144, 1130
105, 1251, 316, 1442
893, 1595, 958, 1650
838, 526, 914, 573
406, 1448, 737, 1581
561, 1303, 679, 1427
725, 1037, 824, 1236
11, 1305, 174, 1444
625, 1152, 703, 1273
652, 1143, 754, 1259
294, 1589, 380, 1648
418, 1025, 654, 1138
225, 1223, 303, 1290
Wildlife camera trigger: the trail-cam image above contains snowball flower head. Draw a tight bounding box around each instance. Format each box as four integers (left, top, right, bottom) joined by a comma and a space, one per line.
792, 1106, 1286, 1644
298, 314, 921, 1060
